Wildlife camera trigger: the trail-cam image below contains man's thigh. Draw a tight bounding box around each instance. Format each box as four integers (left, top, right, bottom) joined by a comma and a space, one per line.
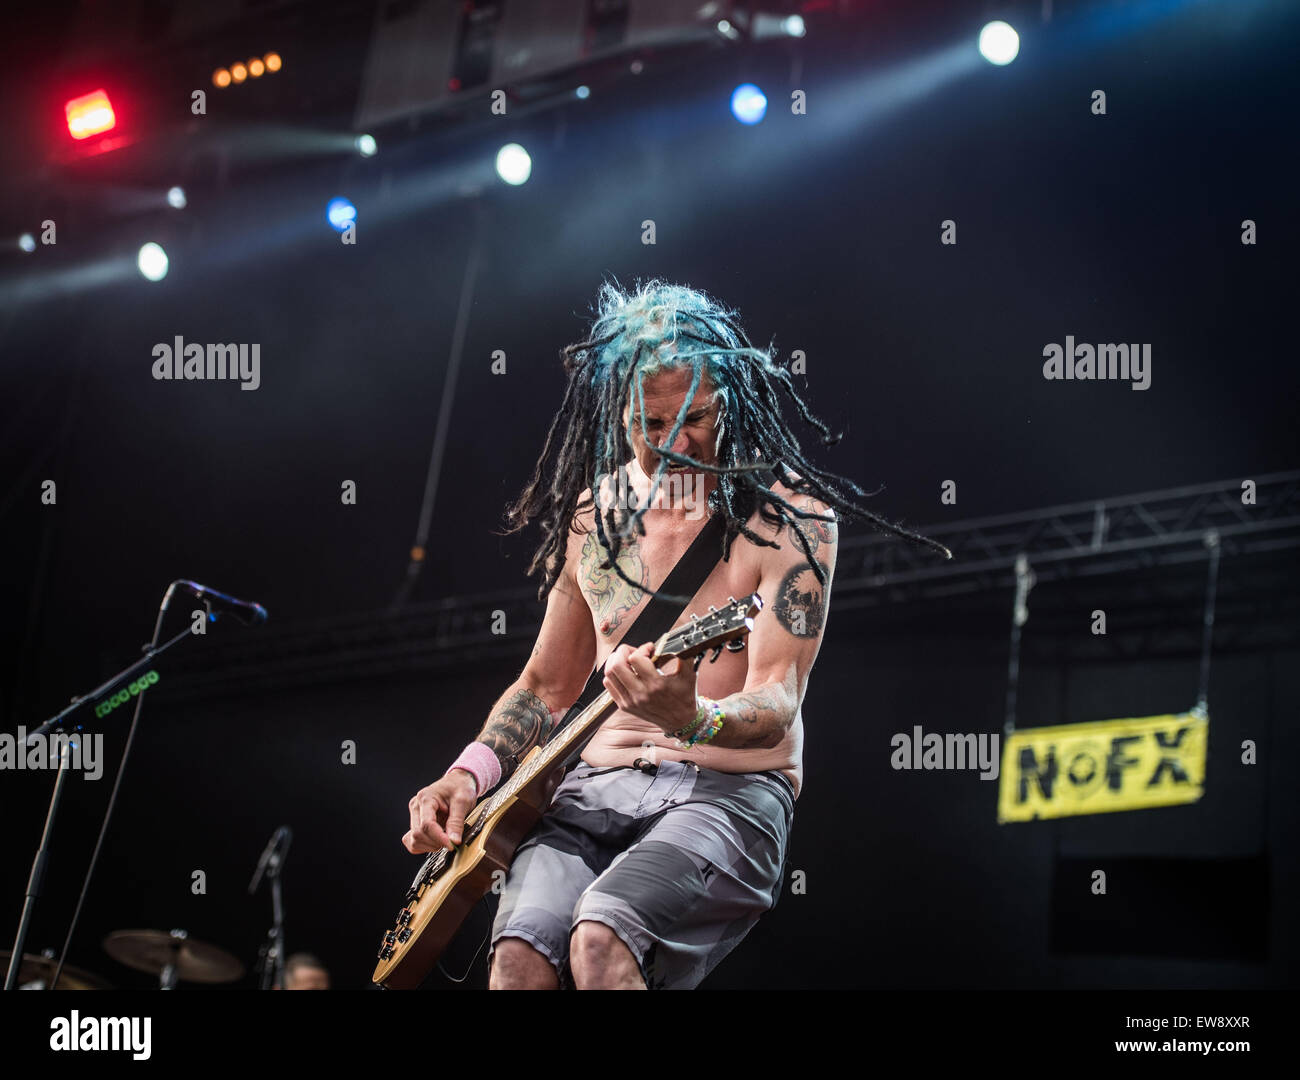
571, 761, 794, 989
488, 762, 647, 984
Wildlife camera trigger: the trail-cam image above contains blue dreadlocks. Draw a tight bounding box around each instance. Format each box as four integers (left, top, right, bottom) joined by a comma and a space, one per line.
503, 277, 950, 601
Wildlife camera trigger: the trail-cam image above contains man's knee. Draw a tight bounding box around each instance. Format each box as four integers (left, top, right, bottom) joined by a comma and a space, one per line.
488, 936, 560, 990
569, 920, 646, 990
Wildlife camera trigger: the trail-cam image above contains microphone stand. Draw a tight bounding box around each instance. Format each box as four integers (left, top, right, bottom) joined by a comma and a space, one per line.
5, 580, 261, 991
4, 618, 192, 991
250, 828, 291, 990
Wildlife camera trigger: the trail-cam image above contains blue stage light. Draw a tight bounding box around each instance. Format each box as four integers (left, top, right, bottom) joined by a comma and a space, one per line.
730, 83, 768, 125
327, 198, 357, 231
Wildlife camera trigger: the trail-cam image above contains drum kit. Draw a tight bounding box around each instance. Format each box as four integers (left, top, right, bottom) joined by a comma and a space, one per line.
5, 927, 245, 990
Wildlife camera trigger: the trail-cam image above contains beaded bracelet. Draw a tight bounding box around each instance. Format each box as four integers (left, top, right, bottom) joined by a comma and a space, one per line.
682, 698, 725, 748
676, 712, 707, 748
671, 701, 711, 746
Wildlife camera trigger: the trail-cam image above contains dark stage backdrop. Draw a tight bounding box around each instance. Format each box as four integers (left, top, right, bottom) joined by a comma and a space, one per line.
2, 0, 1297, 992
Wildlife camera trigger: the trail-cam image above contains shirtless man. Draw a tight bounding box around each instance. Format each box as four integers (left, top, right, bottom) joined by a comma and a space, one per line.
403, 281, 944, 989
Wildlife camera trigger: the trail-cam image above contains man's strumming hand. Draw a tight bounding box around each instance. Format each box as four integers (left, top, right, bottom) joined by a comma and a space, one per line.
602, 640, 698, 737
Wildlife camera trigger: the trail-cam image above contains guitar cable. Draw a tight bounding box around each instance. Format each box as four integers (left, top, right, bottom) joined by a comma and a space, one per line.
434, 895, 494, 984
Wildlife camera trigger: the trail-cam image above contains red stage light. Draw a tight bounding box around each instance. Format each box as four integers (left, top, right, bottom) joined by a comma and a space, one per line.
65, 89, 116, 140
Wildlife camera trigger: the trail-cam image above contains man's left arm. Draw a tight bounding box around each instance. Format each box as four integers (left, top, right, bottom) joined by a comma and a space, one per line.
706, 499, 838, 750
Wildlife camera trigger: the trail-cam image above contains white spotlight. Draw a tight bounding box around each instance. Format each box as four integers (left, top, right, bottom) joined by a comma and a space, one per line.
137, 242, 169, 282
356, 133, 377, 157
167, 186, 187, 209
18, 233, 35, 253
979, 21, 1020, 65
783, 15, 806, 38
495, 143, 532, 186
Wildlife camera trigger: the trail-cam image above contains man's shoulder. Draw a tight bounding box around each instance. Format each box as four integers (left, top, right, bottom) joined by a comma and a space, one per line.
740, 473, 838, 550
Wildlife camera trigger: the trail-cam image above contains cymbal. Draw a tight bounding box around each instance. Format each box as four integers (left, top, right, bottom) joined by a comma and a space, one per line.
102, 929, 245, 984
1, 949, 111, 990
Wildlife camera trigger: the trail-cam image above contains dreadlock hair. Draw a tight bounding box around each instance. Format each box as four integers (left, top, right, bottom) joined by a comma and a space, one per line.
502, 277, 951, 602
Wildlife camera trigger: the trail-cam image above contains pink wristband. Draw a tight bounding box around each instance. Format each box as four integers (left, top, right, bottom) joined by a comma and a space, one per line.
445, 741, 502, 797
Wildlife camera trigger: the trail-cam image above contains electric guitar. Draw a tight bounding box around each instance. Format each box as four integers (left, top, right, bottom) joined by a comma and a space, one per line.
372, 592, 763, 989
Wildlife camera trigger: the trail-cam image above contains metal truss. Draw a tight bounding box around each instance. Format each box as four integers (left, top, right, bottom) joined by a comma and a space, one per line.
154, 471, 1300, 701
831, 470, 1300, 612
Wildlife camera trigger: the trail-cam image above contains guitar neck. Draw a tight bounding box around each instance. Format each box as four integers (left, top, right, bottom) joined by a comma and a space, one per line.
469, 593, 761, 822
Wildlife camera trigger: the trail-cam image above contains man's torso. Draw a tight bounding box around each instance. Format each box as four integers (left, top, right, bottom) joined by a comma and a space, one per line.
564, 470, 805, 799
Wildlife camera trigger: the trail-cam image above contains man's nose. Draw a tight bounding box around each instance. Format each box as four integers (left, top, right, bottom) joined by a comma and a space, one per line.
665, 430, 690, 454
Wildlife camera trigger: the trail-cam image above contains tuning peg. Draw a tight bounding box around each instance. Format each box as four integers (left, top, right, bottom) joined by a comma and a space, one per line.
709, 645, 723, 663
725, 639, 746, 652
727, 595, 736, 603
707, 605, 716, 613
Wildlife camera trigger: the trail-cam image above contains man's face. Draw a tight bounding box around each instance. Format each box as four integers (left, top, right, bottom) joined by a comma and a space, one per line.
623, 367, 723, 481
284, 965, 330, 990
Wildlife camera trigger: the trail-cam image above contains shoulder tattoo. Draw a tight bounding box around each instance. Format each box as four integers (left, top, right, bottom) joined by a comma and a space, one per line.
789, 500, 837, 557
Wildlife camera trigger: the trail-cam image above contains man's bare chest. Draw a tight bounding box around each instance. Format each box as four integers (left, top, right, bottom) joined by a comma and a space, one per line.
574, 516, 761, 677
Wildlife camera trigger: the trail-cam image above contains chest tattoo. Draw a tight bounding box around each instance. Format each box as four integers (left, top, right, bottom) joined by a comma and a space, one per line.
579, 530, 649, 637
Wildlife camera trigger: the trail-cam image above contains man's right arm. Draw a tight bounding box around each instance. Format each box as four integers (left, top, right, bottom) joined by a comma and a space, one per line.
406, 550, 596, 854
465, 559, 597, 785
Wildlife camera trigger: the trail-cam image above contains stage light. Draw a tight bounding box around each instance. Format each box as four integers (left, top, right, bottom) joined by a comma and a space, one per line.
137, 243, 168, 282
19, 233, 35, 253
249, 58, 265, 77
167, 186, 187, 209
783, 15, 806, 38
575, 85, 590, 100
65, 89, 116, 140
356, 134, 377, 157
213, 68, 231, 88
730, 83, 767, 125
231, 62, 248, 83
327, 198, 356, 231
495, 143, 532, 186
979, 21, 1020, 65
716, 20, 740, 41
264, 52, 282, 72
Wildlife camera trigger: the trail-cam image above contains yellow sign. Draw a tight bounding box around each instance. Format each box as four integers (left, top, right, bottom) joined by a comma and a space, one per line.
998, 712, 1207, 822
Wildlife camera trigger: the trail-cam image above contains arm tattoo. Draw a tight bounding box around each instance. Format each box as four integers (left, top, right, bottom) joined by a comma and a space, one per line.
478, 688, 556, 780
772, 559, 829, 638
721, 686, 786, 748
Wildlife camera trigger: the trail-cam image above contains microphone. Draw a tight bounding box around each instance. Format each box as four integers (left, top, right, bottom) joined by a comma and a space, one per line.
248, 825, 292, 895
173, 580, 268, 625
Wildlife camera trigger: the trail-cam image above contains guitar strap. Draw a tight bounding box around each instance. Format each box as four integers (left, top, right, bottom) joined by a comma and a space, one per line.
555, 510, 728, 735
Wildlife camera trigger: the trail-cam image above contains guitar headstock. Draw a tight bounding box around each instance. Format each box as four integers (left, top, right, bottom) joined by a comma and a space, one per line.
655, 593, 763, 663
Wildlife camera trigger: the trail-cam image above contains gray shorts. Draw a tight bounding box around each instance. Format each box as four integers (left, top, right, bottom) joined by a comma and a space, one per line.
487, 757, 795, 989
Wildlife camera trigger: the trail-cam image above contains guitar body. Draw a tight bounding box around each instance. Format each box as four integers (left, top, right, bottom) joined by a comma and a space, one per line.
373, 749, 568, 990
370, 593, 762, 989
